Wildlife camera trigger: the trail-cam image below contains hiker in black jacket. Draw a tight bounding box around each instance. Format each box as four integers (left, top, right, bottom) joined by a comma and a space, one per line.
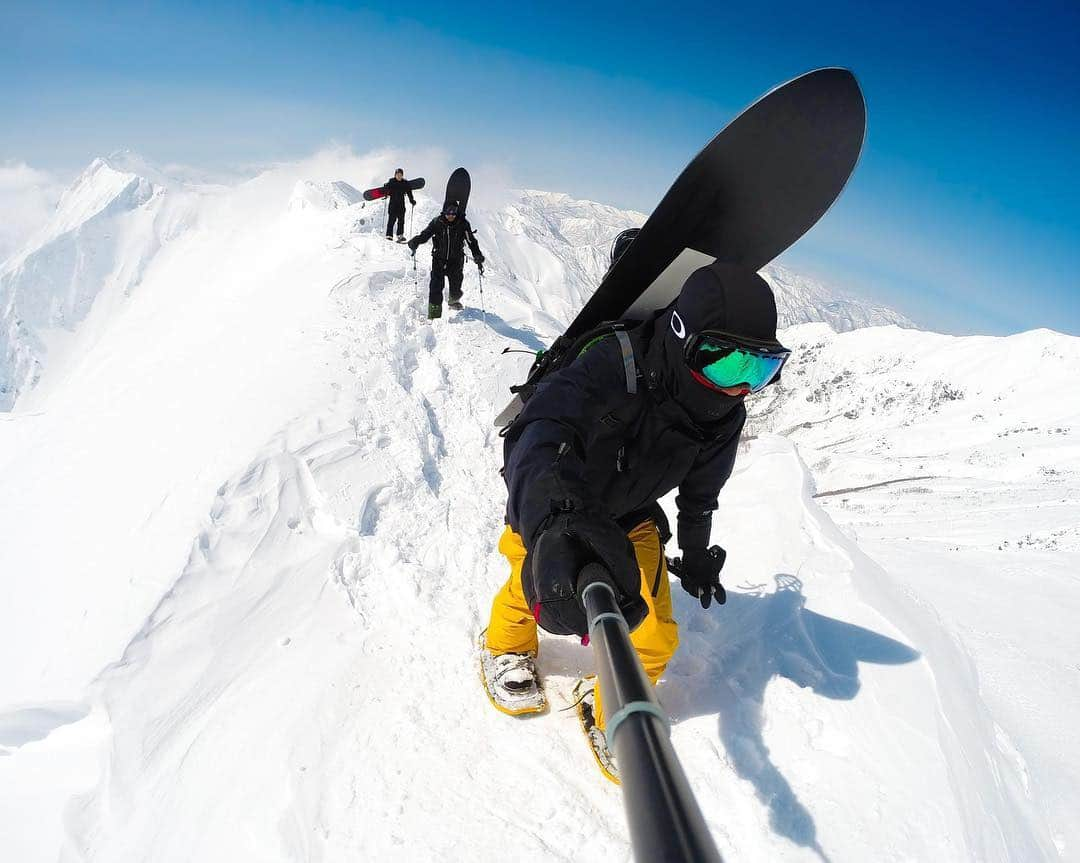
384, 168, 416, 242
408, 201, 484, 320
480, 261, 791, 778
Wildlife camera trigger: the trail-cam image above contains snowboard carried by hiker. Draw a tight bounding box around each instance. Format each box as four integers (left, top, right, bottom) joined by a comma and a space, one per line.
408, 168, 484, 320
382, 168, 417, 242
480, 260, 789, 781
362, 170, 424, 242
476, 68, 866, 783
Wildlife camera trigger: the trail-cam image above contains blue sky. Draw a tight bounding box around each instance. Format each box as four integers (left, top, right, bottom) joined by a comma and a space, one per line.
3, 0, 1078, 335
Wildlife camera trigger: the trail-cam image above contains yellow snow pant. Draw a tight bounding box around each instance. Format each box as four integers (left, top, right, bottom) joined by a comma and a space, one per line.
486, 520, 679, 731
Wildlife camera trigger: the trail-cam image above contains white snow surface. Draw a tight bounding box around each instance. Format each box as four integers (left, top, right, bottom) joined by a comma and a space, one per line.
0, 150, 1076, 862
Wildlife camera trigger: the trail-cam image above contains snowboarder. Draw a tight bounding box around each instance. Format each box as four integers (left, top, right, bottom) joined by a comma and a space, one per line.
408, 202, 484, 320
383, 168, 416, 242
480, 260, 790, 779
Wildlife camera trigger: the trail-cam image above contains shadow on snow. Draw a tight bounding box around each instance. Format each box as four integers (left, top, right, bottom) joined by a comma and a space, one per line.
454, 306, 546, 352
661, 573, 920, 861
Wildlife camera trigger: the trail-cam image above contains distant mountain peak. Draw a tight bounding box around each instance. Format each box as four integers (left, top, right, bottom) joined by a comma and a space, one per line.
494, 189, 914, 334
764, 263, 917, 332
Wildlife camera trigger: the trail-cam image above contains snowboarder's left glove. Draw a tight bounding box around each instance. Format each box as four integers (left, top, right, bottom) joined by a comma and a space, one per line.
671, 546, 727, 609
477, 261, 485, 275
407, 239, 418, 253
524, 511, 646, 637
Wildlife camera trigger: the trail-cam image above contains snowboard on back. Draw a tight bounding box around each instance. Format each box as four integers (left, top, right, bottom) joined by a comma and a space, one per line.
494, 68, 866, 427
362, 177, 426, 201
443, 167, 471, 213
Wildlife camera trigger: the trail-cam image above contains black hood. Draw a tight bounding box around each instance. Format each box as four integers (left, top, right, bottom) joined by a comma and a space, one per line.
644, 262, 779, 424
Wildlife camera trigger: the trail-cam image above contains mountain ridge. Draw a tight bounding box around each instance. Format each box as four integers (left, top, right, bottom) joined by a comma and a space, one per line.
2, 152, 916, 411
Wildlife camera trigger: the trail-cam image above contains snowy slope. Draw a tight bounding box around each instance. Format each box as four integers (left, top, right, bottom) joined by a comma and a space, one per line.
0, 150, 1076, 862
747, 323, 1080, 857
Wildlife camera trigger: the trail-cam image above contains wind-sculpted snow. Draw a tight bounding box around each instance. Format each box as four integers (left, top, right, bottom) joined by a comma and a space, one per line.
0, 150, 1076, 861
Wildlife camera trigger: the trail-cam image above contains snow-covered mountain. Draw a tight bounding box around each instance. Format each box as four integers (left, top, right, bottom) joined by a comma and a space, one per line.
0, 153, 200, 410
766, 263, 915, 330
0, 151, 1076, 862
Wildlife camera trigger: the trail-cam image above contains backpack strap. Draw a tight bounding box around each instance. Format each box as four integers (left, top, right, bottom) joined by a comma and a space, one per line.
614, 329, 638, 395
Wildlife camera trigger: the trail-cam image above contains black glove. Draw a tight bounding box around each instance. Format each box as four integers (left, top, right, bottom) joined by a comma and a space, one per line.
407, 239, 418, 253
670, 545, 727, 609
476, 260, 485, 275
523, 511, 646, 637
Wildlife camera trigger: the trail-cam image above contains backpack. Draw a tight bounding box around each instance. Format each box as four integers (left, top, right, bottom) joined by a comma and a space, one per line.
501, 321, 643, 433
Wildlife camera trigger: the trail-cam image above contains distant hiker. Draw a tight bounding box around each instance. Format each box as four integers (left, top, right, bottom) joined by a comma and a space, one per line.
408, 201, 484, 320
479, 259, 790, 781
384, 168, 416, 242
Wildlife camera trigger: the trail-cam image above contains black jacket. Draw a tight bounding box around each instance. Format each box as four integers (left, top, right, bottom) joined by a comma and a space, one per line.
412, 215, 483, 265
503, 319, 745, 553
384, 177, 416, 211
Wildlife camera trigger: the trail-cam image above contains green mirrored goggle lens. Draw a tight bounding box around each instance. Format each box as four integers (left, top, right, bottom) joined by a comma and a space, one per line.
697, 343, 785, 392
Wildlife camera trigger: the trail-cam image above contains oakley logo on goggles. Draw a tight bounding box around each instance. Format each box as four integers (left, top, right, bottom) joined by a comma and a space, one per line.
684, 330, 790, 393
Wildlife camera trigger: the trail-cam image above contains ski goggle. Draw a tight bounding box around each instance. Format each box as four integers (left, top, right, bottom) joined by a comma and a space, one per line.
683, 331, 790, 393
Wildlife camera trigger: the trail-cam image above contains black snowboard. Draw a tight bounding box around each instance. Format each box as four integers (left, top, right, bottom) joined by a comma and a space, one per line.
495, 68, 865, 426
362, 177, 426, 202
443, 167, 471, 213
570, 68, 864, 338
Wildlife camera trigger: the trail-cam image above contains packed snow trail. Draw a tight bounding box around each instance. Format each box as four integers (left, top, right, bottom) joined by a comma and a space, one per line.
0, 151, 1074, 861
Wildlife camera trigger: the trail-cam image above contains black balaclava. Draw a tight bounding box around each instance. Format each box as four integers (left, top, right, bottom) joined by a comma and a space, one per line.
646, 262, 779, 424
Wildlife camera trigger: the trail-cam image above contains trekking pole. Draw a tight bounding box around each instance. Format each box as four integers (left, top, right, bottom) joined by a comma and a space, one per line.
576, 563, 723, 863
478, 265, 487, 324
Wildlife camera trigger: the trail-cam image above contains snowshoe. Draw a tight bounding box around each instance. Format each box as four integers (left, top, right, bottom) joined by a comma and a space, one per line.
395, 236, 407, 244
427, 303, 442, 320
478, 635, 546, 716
448, 299, 464, 311
574, 679, 619, 784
